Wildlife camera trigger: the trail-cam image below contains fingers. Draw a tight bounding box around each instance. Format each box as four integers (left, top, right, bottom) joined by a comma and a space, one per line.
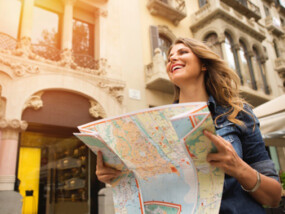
96, 151, 122, 184
96, 151, 104, 168
203, 130, 228, 152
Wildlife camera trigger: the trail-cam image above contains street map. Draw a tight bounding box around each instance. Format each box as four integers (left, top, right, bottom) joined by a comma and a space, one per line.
75, 102, 224, 214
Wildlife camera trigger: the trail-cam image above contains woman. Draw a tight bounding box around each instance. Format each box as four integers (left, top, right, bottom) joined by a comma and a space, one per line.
96, 37, 282, 213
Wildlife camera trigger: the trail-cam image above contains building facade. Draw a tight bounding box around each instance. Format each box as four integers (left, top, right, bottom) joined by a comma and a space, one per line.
0, 0, 284, 213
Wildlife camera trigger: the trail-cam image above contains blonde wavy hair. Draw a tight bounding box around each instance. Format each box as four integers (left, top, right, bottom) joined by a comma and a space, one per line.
168, 37, 251, 126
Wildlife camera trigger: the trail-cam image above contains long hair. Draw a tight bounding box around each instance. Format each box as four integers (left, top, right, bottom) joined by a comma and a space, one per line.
168, 37, 251, 126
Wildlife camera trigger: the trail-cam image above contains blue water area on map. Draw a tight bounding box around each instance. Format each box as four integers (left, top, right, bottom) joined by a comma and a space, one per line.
171, 117, 193, 139
136, 172, 196, 214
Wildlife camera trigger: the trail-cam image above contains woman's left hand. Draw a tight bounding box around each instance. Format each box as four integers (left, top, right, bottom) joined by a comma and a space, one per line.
203, 130, 244, 178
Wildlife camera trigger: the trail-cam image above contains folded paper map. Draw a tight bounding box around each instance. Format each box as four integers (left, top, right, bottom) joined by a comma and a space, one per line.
75, 102, 224, 214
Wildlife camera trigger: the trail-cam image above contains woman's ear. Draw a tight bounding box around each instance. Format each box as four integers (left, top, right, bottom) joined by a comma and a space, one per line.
202, 65, 207, 71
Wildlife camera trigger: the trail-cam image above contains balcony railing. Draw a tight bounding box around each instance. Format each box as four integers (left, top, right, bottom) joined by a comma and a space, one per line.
0, 33, 17, 50
0, 34, 100, 71
147, 0, 186, 25
145, 48, 174, 93
31, 44, 61, 61
190, 0, 265, 41
73, 53, 99, 70
265, 16, 284, 36
220, 0, 261, 20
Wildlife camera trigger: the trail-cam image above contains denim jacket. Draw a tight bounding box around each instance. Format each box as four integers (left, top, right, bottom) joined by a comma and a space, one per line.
207, 95, 279, 214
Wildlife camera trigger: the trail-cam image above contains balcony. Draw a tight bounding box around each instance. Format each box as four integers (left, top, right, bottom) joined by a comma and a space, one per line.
265, 16, 284, 36
147, 0, 186, 25
275, 57, 285, 78
190, 0, 266, 41
145, 48, 174, 93
220, 0, 261, 20
0, 32, 101, 71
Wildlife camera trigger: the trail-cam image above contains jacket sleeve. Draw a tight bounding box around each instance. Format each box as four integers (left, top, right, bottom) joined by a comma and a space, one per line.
238, 105, 279, 181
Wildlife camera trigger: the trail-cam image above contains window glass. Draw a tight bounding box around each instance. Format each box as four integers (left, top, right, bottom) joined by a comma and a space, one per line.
31, 6, 60, 48
198, 0, 208, 8
252, 47, 268, 93
73, 19, 94, 56
158, 34, 172, 61
0, 0, 22, 38
263, 5, 270, 17
224, 34, 236, 71
273, 40, 280, 58
239, 41, 252, 88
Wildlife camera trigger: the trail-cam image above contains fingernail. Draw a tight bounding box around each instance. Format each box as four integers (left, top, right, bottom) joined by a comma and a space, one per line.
203, 130, 208, 134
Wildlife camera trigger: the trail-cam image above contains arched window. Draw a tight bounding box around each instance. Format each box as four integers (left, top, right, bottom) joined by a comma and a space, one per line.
158, 34, 172, 61
239, 40, 256, 89
273, 40, 280, 58
204, 33, 222, 57
252, 47, 269, 94
224, 33, 242, 81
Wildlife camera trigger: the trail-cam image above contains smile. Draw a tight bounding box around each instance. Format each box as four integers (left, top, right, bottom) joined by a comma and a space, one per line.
171, 64, 185, 73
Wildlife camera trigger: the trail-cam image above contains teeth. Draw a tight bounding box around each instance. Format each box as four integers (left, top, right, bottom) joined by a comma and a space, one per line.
172, 65, 183, 72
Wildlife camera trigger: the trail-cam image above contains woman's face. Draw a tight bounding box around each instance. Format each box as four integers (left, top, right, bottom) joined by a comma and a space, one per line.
166, 43, 205, 88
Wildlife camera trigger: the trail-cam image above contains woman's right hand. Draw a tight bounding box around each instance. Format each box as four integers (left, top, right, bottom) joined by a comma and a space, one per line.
96, 151, 122, 184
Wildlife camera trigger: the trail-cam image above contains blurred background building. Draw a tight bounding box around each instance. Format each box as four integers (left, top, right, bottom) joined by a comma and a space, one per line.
0, 0, 284, 213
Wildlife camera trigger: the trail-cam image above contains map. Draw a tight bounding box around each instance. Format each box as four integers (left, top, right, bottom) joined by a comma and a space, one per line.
75, 102, 224, 214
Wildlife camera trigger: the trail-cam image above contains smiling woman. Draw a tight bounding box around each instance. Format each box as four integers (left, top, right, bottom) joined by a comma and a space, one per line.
165, 37, 282, 214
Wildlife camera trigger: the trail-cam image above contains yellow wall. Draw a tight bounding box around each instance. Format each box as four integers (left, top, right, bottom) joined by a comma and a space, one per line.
18, 147, 41, 214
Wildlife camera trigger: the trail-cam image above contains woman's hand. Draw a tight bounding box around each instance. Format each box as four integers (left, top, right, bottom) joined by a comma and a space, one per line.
96, 151, 122, 184
203, 130, 244, 178
203, 130, 282, 207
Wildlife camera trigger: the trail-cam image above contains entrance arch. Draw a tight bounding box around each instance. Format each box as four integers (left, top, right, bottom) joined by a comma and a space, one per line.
18, 89, 105, 214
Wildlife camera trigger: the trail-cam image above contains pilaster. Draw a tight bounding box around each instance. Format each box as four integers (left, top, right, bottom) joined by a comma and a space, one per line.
61, 0, 77, 50
0, 119, 28, 190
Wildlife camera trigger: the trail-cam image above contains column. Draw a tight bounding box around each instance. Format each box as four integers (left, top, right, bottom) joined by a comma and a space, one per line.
233, 43, 243, 85
61, 0, 77, 50
0, 119, 28, 190
218, 33, 226, 60
246, 50, 257, 90
19, 0, 34, 42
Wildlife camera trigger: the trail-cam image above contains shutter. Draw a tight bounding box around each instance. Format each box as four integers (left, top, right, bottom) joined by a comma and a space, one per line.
150, 25, 160, 57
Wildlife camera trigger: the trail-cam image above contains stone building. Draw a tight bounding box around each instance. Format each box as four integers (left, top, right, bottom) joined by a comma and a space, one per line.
0, 0, 284, 213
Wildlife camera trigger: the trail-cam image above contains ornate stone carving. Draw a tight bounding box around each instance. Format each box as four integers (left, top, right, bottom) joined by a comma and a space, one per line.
0, 118, 28, 131
89, 100, 106, 118
59, 49, 77, 68
97, 82, 125, 104
23, 92, 44, 111
0, 55, 40, 77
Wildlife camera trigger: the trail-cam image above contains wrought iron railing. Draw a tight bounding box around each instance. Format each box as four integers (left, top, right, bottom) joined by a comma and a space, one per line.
0, 32, 17, 50
73, 53, 98, 70
158, 0, 186, 12
237, 0, 261, 16
31, 44, 61, 61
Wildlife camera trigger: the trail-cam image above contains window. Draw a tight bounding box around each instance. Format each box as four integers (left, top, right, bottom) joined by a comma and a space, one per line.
273, 40, 280, 58
239, 41, 255, 89
224, 33, 242, 81
0, 0, 22, 38
204, 33, 222, 57
31, 6, 60, 48
149, 25, 173, 61
252, 47, 269, 94
198, 0, 208, 8
263, 5, 270, 17
72, 19, 94, 56
158, 34, 172, 61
